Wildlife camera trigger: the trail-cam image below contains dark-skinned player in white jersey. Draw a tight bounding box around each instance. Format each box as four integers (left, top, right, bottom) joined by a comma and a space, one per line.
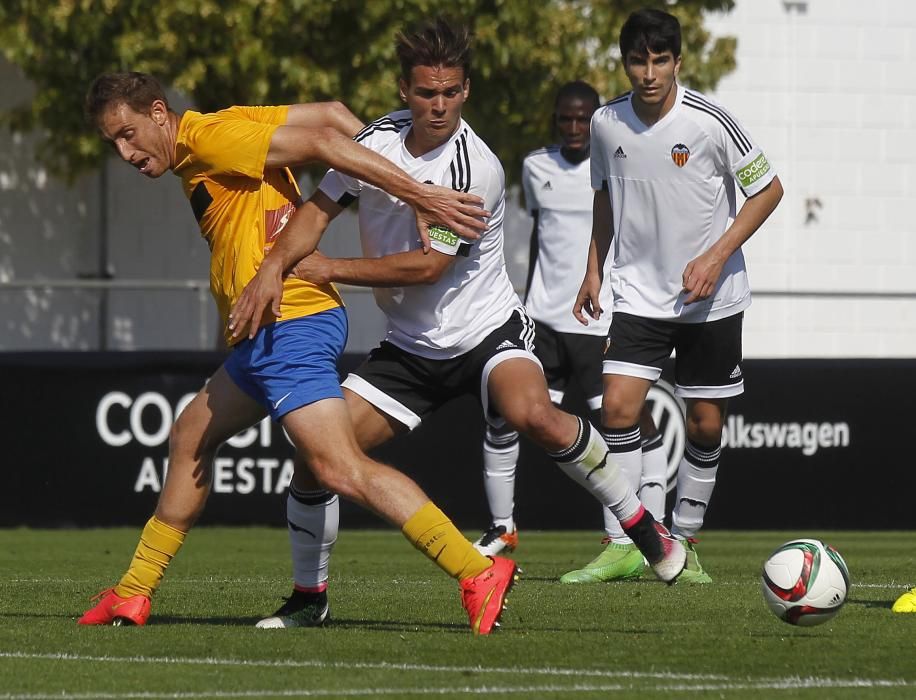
575, 8, 784, 583
472, 81, 672, 586
230, 18, 688, 632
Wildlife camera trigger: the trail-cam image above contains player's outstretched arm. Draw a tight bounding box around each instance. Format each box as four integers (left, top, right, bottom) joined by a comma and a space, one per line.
574, 189, 613, 326
228, 191, 344, 340
682, 175, 784, 305
283, 102, 364, 138
266, 125, 489, 250
291, 246, 454, 289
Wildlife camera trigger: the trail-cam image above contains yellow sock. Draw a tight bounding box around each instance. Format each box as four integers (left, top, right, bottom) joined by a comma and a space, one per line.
114, 516, 186, 598
402, 501, 491, 580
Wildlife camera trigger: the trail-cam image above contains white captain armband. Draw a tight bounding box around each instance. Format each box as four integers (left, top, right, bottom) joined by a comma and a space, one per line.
427, 224, 472, 257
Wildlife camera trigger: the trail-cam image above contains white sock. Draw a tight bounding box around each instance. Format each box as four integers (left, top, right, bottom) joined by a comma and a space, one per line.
599, 424, 642, 541
288, 486, 338, 590
482, 424, 519, 530
601, 506, 632, 544
671, 440, 720, 539
639, 432, 668, 523
550, 418, 641, 524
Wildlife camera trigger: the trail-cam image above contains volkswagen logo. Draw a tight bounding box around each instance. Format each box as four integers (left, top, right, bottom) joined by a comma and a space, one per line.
645, 378, 686, 491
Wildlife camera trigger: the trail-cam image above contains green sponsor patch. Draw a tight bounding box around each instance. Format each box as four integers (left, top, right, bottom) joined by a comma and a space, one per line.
737, 153, 771, 189
428, 224, 459, 247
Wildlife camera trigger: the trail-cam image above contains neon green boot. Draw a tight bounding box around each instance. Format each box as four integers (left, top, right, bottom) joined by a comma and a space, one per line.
560, 538, 645, 584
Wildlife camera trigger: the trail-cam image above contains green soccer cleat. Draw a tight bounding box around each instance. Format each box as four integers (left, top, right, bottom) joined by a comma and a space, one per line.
892, 587, 916, 613
676, 537, 712, 584
560, 538, 646, 584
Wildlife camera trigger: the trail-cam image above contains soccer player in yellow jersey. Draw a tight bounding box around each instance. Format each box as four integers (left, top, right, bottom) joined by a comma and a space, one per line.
77, 71, 516, 635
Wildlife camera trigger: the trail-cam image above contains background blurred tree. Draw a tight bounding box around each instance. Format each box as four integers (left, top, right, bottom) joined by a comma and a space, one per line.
0, 0, 735, 185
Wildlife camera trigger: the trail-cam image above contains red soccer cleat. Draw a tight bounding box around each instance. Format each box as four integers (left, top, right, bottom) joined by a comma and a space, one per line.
78, 588, 151, 626
459, 556, 519, 636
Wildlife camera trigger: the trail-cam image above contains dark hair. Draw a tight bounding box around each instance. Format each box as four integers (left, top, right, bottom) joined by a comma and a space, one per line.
395, 17, 472, 82
554, 80, 600, 112
84, 72, 169, 126
619, 9, 682, 61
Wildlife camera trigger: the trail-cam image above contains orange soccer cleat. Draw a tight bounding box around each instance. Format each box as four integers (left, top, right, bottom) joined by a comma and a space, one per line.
459, 556, 519, 635
78, 588, 151, 626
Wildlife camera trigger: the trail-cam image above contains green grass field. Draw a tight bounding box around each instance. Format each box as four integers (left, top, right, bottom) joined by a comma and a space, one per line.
1, 528, 914, 699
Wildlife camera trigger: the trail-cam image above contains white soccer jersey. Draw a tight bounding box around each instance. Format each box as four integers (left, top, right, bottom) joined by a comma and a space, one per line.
590, 84, 777, 323
522, 146, 612, 336
319, 110, 521, 359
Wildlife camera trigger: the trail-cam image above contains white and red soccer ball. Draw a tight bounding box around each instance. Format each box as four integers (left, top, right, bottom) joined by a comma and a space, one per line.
761, 538, 850, 626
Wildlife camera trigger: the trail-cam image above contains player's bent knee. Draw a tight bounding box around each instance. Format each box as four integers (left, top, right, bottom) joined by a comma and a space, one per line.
305, 459, 347, 495
511, 401, 566, 445
686, 414, 724, 445
602, 399, 641, 427
305, 453, 367, 501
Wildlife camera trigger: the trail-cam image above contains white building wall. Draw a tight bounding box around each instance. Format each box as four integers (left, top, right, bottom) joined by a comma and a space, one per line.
704, 0, 916, 357
0, 60, 101, 349
0, 60, 219, 351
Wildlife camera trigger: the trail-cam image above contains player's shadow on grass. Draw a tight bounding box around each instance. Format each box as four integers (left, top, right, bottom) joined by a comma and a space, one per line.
152, 615, 259, 626
847, 597, 895, 610
2, 613, 76, 621
750, 631, 823, 639
521, 575, 663, 584
318, 618, 468, 633
153, 615, 469, 632
310, 618, 638, 634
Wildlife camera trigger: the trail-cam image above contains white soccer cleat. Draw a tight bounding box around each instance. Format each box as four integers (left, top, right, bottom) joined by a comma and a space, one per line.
623, 509, 687, 585
648, 524, 688, 584
473, 524, 519, 557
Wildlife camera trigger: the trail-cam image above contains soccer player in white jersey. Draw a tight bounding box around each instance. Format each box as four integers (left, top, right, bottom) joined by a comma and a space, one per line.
230, 18, 687, 628
575, 8, 784, 583
474, 81, 672, 587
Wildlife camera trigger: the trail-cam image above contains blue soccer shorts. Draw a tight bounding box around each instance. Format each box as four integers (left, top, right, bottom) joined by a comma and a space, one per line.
224, 306, 348, 421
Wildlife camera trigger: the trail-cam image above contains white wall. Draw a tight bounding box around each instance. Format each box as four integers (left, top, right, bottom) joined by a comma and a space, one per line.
0, 60, 102, 349
0, 59, 220, 350
705, 0, 916, 357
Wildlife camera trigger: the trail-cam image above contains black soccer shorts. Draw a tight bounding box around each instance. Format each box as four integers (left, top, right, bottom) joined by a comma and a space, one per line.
603, 311, 744, 399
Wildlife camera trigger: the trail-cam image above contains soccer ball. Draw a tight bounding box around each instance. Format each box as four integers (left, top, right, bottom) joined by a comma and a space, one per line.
760, 539, 849, 626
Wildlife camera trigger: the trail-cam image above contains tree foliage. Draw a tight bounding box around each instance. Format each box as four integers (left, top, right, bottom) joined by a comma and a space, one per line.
0, 0, 735, 183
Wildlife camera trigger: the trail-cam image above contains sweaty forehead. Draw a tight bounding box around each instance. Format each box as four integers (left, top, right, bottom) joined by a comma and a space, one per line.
97, 102, 136, 138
